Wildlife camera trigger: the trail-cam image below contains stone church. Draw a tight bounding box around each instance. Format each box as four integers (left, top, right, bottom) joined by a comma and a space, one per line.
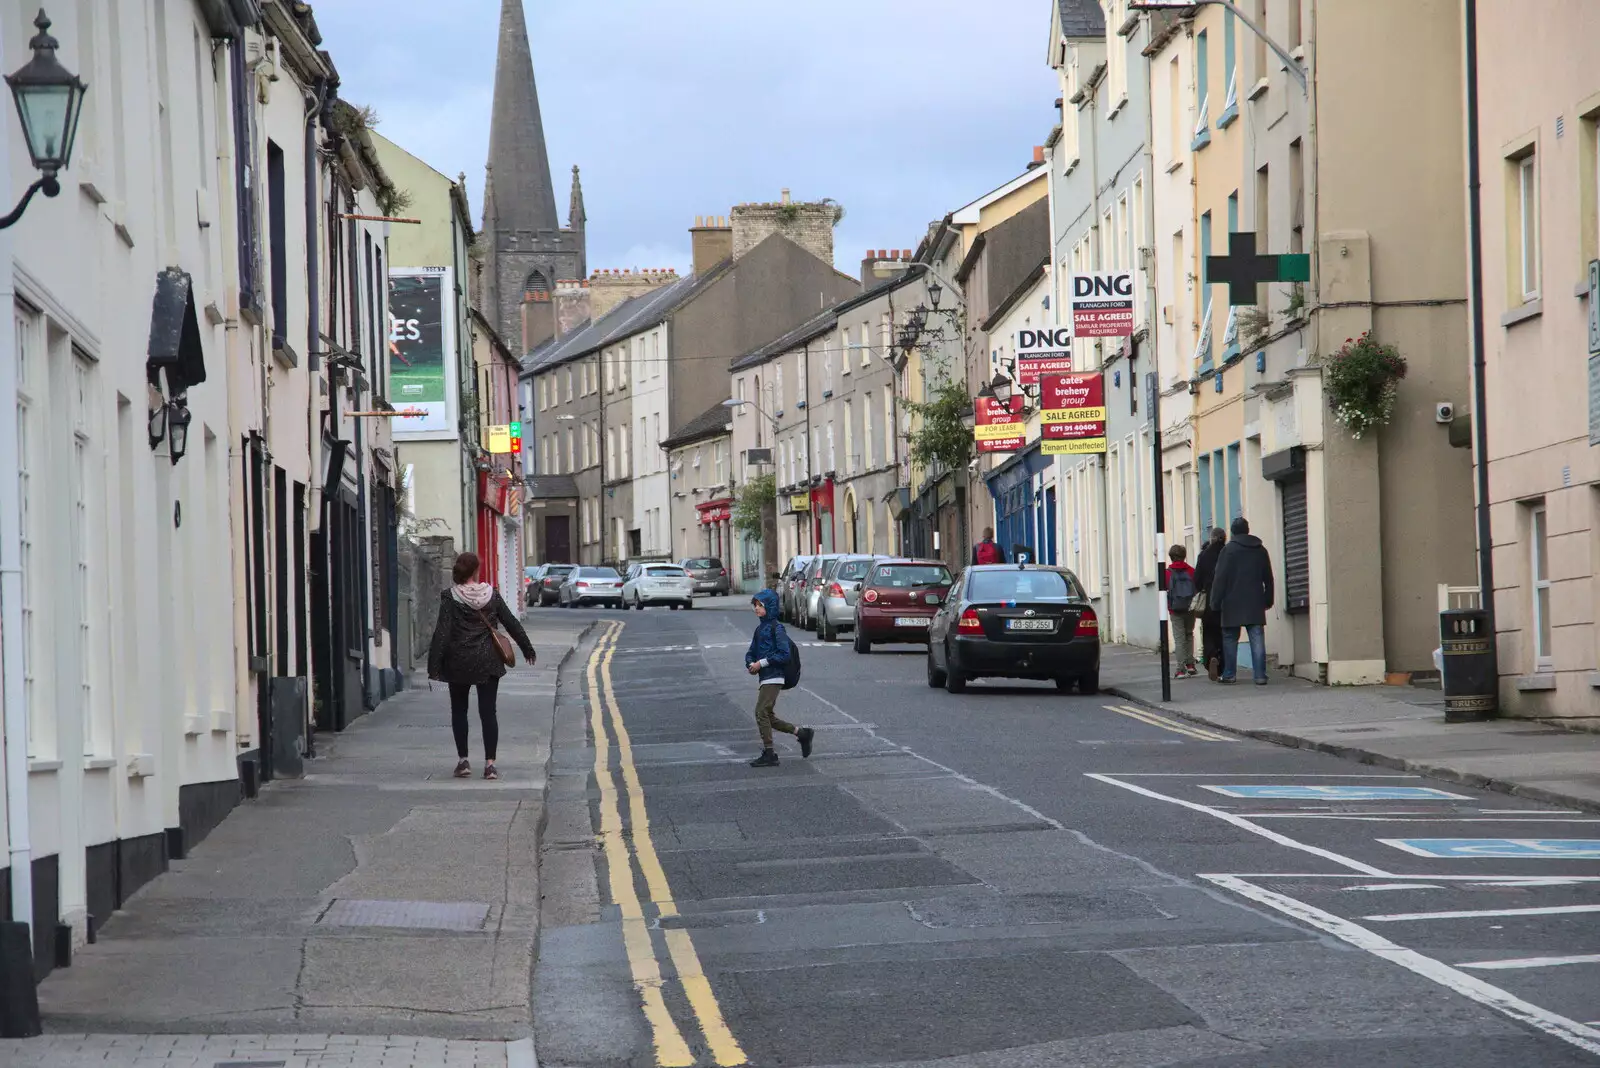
481, 0, 586, 353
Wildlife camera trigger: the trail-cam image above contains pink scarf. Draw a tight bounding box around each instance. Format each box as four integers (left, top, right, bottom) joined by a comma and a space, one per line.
450, 582, 495, 611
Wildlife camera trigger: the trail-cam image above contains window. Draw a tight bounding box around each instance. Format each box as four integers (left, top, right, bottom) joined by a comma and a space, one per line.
1289, 138, 1305, 253
604, 351, 614, 392
1193, 30, 1211, 150
863, 392, 875, 469
1252, 0, 1266, 82
843, 400, 854, 474
1255, 164, 1270, 260
565, 428, 574, 472
1061, 50, 1081, 167
1515, 152, 1540, 301
715, 441, 726, 485
862, 322, 873, 367
841, 327, 852, 375
1217, 11, 1238, 127
566, 367, 574, 401
824, 342, 834, 394
1116, 194, 1130, 271
266, 140, 287, 349
882, 390, 894, 470
540, 435, 550, 474
621, 424, 631, 477
1530, 503, 1552, 668
606, 428, 616, 479
826, 422, 836, 471
1289, 0, 1302, 50
1198, 453, 1213, 534
1199, 211, 1214, 369
14, 306, 40, 756
1168, 56, 1182, 162
774, 359, 784, 413
1105, 0, 1127, 104
653, 414, 662, 470
651, 332, 661, 379
1140, 426, 1154, 581
638, 418, 647, 473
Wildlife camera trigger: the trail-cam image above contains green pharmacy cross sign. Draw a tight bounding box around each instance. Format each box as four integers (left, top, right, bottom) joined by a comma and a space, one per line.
1206, 231, 1311, 306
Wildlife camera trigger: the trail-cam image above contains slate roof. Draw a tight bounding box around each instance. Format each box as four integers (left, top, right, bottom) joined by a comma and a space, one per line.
728, 266, 927, 372
1058, 0, 1105, 38
661, 401, 734, 451
526, 474, 579, 500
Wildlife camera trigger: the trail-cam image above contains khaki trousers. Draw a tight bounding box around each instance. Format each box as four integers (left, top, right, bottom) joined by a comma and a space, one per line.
754, 684, 796, 747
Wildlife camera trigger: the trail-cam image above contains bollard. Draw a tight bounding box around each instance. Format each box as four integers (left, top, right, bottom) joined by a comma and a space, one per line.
1440, 608, 1497, 722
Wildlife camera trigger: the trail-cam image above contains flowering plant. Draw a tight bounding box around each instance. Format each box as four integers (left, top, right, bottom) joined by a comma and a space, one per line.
1323, 332, 1407, 439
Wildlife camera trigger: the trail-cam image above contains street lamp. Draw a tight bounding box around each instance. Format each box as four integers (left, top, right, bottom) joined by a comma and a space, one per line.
167, 393, 192, 465
989, 372, 1014, 407
1, 9, 87, 229
958, 404, 975, 432
927, 279, 943, 310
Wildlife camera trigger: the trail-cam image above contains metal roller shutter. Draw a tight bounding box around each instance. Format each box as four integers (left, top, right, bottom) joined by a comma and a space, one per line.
1281, 477, 1309, 612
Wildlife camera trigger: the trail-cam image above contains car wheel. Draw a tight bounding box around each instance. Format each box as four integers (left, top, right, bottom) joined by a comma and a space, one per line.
853, 630, 871, 654
1055, 677, 1073, 692
926, 651, 946, 688
1078, 672, 1099, 695
822, 616, 838, 642
684, 600, 694, 610
944, 668, 967, 694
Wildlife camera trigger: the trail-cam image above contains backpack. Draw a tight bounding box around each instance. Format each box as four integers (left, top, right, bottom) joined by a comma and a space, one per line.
974, 540, 1003, 565
781, 632, 802, 690
1167, 567, 1197, 612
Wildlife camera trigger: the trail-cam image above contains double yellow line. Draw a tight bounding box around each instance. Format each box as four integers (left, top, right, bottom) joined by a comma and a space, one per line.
587, 621, 747, 1067
1104, 703, 1236, 742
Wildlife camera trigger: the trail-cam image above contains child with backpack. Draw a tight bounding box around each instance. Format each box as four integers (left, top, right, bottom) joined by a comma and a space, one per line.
1165, 544, 1200, 678
744, 588, 814, 767
972, 527, 1007, 566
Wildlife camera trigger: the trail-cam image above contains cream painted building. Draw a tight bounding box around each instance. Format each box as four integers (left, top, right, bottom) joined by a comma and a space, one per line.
1471, 0, 1600, 717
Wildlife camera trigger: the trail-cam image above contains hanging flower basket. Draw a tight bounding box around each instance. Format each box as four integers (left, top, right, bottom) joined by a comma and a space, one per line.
1323, 332, 1407, 439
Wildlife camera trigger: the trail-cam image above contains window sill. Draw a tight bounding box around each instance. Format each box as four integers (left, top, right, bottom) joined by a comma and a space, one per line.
1500, 299, 1542, 328
83, 756, 117, 771
1064, 156, 1080, 177
1217, 104, 1240, 129
1191, 129, 1213, 152
1514, 672, 1557, 692
1108, 95, 1129, 120
1247, 77, 1269, 101
1576, 280, 1591, 299
1165, 158, 1183, 175
27, 758, 62, 773
1589, 671, 1600, 689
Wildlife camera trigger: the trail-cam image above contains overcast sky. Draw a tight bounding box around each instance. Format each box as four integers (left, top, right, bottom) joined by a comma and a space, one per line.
315, 2, 1059, 275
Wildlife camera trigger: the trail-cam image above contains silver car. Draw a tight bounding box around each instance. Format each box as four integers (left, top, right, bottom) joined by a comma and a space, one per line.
779, 555, 814, 623
558, 566, 625, 608
814, 555, 886, 642
622, 563, 696, 610
798, 553, 844, 630
680, 557, 732, 596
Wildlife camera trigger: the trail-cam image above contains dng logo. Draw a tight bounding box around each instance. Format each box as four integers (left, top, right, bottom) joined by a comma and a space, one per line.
1017, 327, 1073, 350
1073, 273, 1134, 298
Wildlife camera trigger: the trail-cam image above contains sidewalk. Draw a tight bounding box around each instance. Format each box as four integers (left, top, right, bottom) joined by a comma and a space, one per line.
0, 616, 593, 1068
1101, 644, 1600, 813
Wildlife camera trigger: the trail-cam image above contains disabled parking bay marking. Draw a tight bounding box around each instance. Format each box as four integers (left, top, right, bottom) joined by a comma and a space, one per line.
1200, 784, 1472, 801
1379, 838, 1600, 859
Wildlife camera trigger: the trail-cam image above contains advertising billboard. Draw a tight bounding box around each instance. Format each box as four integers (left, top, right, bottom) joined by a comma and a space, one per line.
974, 394, 1026, 454
388, 267, 458, 440
1040, 372, 1107, 455
1014, 325, 1073, 385
1070, 272, 1135, 338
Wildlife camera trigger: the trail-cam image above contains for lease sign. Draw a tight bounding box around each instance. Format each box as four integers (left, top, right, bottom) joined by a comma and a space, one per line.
1040, 372, 1107, 455
1071, 272, 1135, 338
974, 394, 1026, 454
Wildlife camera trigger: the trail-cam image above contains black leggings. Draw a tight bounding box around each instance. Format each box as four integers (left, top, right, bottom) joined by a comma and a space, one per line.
449, 678, 500, 761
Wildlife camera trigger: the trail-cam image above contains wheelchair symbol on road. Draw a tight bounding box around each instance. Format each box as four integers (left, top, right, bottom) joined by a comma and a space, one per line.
1201, 785, 1472, 801
1380, 838, 1600, 859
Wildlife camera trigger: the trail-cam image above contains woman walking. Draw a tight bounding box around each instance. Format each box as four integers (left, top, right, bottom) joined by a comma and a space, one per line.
428, 552, 536, 780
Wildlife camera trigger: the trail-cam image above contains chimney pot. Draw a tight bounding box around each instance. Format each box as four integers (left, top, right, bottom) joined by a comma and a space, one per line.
782, 188, 792, 205
902, 249, 913, 260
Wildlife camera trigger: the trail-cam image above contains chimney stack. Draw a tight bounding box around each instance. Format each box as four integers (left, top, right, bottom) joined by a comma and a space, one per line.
689, 214, 733, 275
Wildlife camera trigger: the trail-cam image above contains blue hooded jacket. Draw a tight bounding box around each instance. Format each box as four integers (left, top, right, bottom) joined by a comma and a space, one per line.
744, 588, 791, 684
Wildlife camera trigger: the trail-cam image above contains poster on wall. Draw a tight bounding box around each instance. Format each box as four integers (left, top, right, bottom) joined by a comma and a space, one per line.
974, 394, 1026, 454
1040, 372, 1107, 455
1014, 325, 1073, 385
388, 267, 458, 440
1070, 272, 1135, 338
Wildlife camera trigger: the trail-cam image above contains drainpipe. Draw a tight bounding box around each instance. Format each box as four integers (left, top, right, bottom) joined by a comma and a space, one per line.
1462, 0, 1499, 696
0, 15, 33, 947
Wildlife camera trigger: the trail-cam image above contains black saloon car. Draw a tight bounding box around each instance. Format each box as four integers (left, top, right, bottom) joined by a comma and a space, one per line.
926, 564, 1100, 694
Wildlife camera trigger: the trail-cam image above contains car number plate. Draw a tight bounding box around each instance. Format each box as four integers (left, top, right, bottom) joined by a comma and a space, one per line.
1005, 618, 1055, 631
894, 617, 931, 627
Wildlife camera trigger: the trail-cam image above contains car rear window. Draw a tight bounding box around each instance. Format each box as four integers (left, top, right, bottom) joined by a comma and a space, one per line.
580, 567, 620, 578
835, 559, 874, 581
684, 558, 720, 569
967, 569, 1082, 602
645, 566, 685, 577
870, 564, 952, 588
546, 565, 574, 577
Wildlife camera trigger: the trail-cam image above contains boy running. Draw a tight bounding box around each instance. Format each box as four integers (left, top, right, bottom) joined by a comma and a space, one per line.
745, 588, 814, 767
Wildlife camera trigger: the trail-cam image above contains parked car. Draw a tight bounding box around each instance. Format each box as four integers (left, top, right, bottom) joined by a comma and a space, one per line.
622, 563, 696, 610
852, 559, 953, 652
813, 554, 887, 642
779, 555, 815, 622
523, 565, 542, 608
533, 563, 575, 606
926, 564, 1100, 694
680, 557, 731, 596
797, 553, 844, 630
558, 566, 625, 608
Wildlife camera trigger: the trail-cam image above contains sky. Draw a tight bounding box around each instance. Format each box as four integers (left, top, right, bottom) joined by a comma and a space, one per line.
314, 1, 1060, 276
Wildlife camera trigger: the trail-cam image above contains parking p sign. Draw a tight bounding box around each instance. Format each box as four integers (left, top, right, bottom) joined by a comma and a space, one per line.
1071, 272, 1135, 338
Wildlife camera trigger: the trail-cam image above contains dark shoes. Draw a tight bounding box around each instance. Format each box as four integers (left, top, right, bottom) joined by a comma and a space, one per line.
484, 763, 500, 780
797, 727, 815, 759
1206, 657, 1221, 682
453, 759, 471, 778
749, 749, 780, 768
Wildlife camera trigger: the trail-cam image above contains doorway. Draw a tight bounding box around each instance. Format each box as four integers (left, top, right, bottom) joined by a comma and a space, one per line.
545, 514, 572, 562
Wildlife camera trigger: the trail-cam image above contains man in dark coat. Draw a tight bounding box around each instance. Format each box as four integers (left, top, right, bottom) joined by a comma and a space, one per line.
1211, 516, 1274, 685
1192, 527, 1226, 680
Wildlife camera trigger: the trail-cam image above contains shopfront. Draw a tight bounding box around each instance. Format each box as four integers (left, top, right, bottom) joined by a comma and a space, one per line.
697, 498, 733, 559
810, 479, 836, 553
986, 445, 1054, 565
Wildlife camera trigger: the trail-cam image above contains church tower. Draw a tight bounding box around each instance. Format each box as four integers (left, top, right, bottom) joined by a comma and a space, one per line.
482, 0, 587, 350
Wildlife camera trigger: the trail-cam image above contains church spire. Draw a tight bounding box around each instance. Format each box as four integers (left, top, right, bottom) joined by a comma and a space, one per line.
485, 0, 559, 234
569, 165, 586, 232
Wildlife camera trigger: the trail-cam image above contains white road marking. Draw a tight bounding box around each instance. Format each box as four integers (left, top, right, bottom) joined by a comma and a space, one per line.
1238, 814, 1600, 823
1363, 903, 1600, 923
1340, 883, 1448, 892
1084, 773, 1394, 876
1107, 772, 1424, 778
1458, 955, 1600, 971
1201, 874, 1600, 1057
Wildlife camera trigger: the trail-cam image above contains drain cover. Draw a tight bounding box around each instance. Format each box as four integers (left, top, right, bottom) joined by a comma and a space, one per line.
317, 899, 489, 931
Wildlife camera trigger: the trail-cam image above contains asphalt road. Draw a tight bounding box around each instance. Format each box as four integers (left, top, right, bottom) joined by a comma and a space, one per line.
532, 600, 1600, 1068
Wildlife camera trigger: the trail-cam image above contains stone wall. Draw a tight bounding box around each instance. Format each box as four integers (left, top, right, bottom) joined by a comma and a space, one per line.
398, 533, 457, 677
731, 192, 840, 267
588, 268, 679, 318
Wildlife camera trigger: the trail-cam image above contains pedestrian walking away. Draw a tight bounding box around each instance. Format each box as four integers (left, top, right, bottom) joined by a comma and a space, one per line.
744, 588, 814, 767
427, 551, 536, 780
1210, 517, 1274, 686
971, 526, 1007, 566
1165, 544, 1199, 677
1193, 526, 1226, 680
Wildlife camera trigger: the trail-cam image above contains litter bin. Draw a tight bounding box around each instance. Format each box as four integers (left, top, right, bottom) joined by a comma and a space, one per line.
1440, 608, 1497, 722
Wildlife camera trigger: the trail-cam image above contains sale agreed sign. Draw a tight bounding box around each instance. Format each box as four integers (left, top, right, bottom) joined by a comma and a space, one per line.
1014, 326, 1073, 385
1039, 372, 1107, 455
1071, 272, 1135, 338
974, 394, 1026, 454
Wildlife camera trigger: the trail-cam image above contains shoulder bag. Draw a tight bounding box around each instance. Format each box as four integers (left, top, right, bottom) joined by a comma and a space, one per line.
475, 603, 517, 667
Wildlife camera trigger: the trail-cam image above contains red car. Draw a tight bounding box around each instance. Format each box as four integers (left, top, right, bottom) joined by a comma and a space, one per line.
852, 559, 954, 652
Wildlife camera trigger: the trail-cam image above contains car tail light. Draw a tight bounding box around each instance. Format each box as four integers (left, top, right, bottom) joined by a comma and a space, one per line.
958, 608, 983, 632
1075, 606, 1099, 636
576, 581, 590, 588
863, 589, 879, 603
828, 582, 844, 598
719, 568, 726, 576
